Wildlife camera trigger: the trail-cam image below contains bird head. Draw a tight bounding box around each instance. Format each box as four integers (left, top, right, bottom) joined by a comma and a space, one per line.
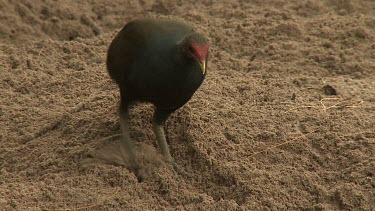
180, 33, 209, 75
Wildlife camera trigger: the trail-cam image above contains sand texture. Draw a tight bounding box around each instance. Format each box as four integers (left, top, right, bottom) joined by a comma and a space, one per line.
1, 0, 374, 210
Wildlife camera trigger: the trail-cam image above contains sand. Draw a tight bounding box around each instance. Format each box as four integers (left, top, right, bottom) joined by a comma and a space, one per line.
1, 0, 374, 210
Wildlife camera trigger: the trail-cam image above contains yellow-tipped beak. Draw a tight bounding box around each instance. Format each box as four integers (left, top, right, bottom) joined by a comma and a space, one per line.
200, 60, 206, 75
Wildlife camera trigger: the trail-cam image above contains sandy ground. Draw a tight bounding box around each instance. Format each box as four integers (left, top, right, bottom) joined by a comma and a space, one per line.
1, 0, 374, 210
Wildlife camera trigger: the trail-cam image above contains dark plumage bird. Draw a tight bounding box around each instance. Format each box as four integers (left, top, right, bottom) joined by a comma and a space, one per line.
106, 18, 209, 177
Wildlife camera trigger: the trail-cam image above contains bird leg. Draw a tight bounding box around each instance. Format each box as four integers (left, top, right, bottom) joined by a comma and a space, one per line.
152, 108, 195, 178
119, 103, 140, 178
153, 109, 173, 163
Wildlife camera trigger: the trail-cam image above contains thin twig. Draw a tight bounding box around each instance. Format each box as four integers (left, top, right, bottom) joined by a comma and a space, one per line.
37, 41, 45, 59
23, 102, 85, 144
247, 130, 318, 158
248, 129, 374, 159
287, 98, 365, 113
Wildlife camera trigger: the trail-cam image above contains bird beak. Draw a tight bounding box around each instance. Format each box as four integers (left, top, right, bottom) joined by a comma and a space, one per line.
199, 60, 206, 75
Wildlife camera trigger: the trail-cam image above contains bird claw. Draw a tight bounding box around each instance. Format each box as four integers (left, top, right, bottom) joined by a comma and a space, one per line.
128, 162, 144, 182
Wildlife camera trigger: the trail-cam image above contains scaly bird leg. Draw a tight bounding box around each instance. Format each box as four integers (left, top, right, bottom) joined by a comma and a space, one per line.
152, 108, 195, 179
153, 109, 173, 163
119, 103, 141, 179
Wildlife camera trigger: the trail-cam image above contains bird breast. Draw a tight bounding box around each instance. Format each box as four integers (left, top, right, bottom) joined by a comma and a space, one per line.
128, 51, 204, 110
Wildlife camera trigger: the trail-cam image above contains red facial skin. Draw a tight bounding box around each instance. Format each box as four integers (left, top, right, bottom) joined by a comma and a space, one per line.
190, 42, 209, 63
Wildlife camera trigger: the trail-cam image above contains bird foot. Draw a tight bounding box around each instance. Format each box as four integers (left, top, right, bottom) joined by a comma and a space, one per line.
127, 162, 144, 182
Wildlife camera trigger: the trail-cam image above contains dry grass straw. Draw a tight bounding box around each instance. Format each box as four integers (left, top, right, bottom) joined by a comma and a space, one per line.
249, 97, 373, 158
287, 97, 365, 113
247, 129, 374, 158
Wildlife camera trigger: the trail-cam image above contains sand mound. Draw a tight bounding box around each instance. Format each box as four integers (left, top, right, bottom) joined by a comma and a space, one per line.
1, 0, 374, 210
